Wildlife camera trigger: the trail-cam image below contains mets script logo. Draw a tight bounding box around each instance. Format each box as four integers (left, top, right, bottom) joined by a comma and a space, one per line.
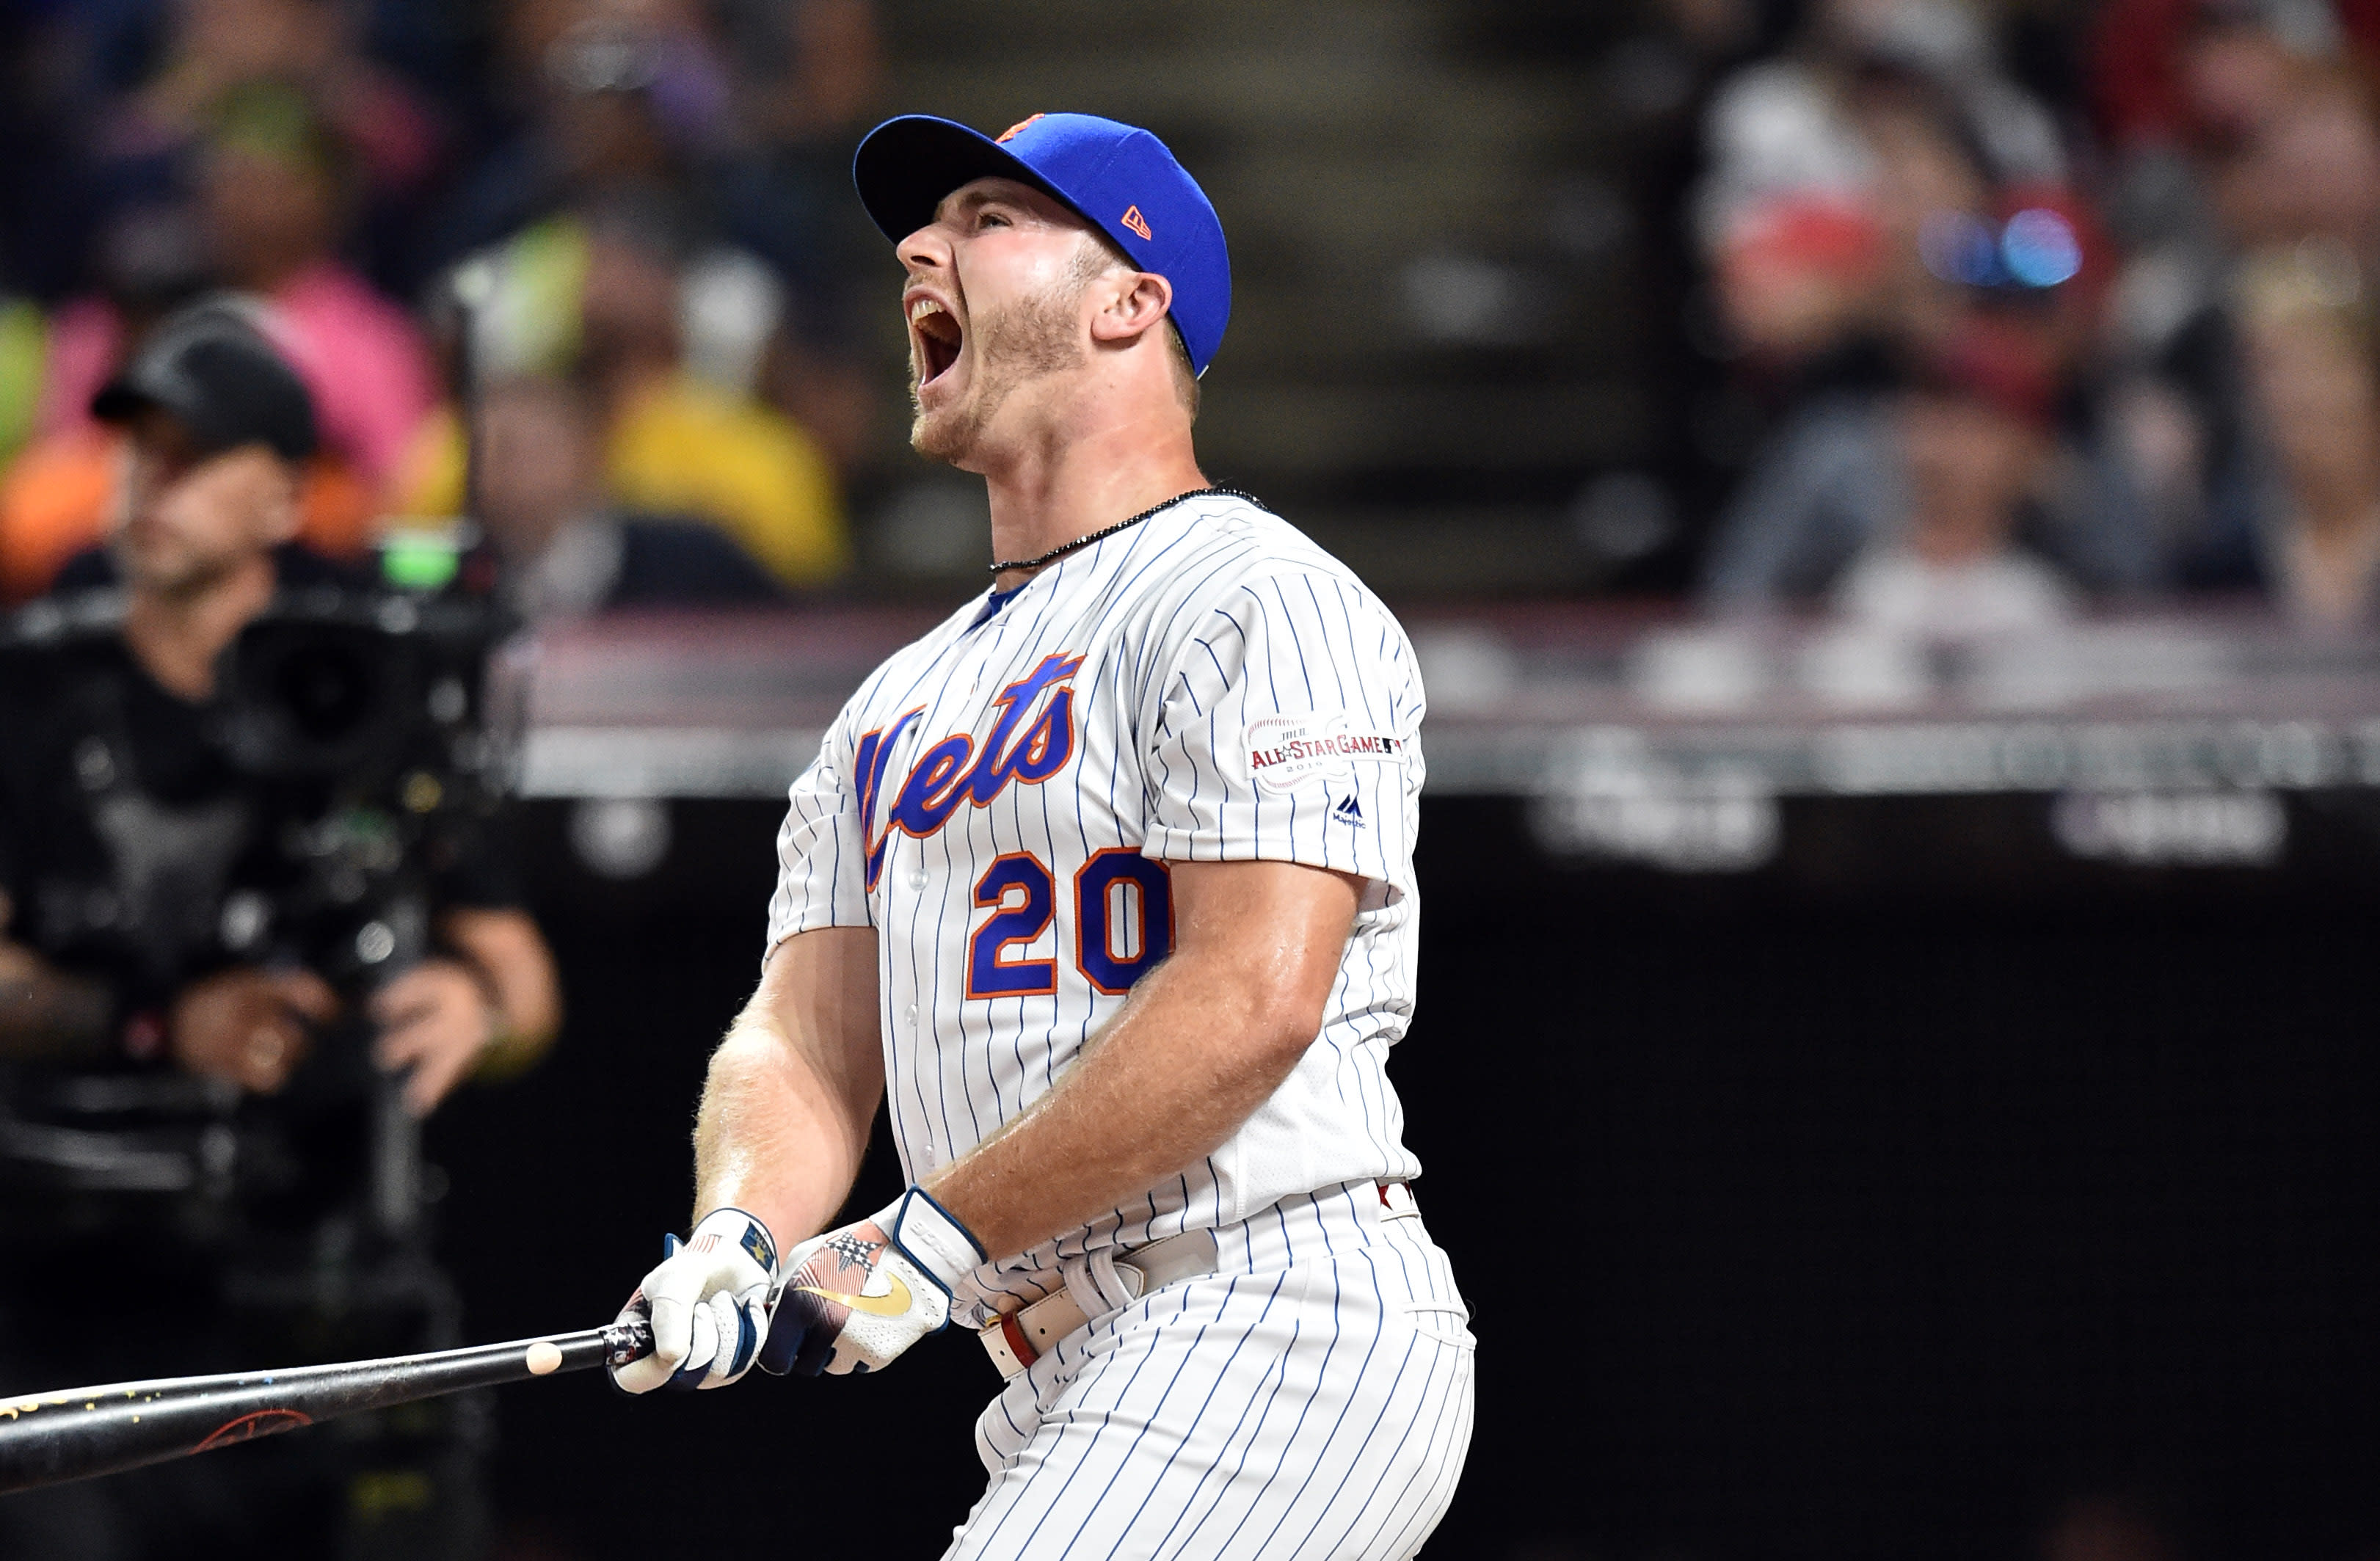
1245, 712, 1406, 797
858, 652, 1084, 889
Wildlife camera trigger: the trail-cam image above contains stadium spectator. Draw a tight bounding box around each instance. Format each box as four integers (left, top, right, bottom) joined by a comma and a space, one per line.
197, 87, 437, 508
403, 200, 848, 589
703, 0, 887, 475
1702, 324, 2092, 635
424, 2, 730, 273
2233, 244, 2380, 624
0, 91, 435, 600
2090, 0, 2380, 155
2204, 59, 2380, 259
75, 0, 446, 296
2089, 3, 2380, 595
119, 0, 443, 200
0, 205, 208, 602
1681, 0, 2161, 597
1695, 0, 2070, 371
1829, 352, 2081, 636
420, 0, 881, 479
709, 0, 882, 148
470, 372, 783, 618
577, 209, 847, 586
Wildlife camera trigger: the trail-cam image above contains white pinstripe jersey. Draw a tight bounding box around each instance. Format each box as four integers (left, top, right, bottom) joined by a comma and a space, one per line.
765, 492, 1426, 1316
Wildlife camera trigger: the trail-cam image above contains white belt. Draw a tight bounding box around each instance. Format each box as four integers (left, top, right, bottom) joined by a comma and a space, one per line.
978, 1182, 1420, 1378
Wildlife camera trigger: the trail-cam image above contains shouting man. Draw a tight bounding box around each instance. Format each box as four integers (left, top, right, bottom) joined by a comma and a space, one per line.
613, 113, 1474, 1560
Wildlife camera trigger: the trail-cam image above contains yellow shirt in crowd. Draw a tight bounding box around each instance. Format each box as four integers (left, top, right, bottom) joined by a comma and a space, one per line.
400, 376, 848, 590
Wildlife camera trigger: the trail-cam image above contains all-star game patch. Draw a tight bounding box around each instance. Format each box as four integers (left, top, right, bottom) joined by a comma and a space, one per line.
1244, 713, 1407, 797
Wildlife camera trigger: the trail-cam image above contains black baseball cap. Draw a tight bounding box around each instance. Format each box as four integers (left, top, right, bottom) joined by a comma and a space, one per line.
92, 305, 318, 464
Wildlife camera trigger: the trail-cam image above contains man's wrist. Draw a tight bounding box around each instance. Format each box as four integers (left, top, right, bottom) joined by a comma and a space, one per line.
882, 1185, 987, 1297
409, 955, 506, 1074
691, 1207, 780, 1276
445, 954, 542, 1079
435, 955, 505, 1034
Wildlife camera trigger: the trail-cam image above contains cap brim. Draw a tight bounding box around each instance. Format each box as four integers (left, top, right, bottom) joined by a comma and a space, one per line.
90, 377, 175, 427
91, 365, 228, 453
91, 360, 289, 460
853, 115, 1085, 245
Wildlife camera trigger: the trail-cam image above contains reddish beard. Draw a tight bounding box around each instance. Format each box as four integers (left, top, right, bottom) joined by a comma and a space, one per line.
910, 280, 1085, 465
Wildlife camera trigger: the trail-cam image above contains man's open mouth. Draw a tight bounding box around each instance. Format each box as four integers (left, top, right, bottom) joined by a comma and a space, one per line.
910, 296, 963, 388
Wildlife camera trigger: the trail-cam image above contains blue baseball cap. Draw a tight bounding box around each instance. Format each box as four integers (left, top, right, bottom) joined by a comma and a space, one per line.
853, 112, 1231, 376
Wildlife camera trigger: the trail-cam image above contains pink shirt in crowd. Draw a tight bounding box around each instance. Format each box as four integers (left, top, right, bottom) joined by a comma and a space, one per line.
36, 262, 434, 492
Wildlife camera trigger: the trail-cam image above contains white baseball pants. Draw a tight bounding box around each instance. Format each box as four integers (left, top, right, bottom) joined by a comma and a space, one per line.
945, 1182, 1476, 1561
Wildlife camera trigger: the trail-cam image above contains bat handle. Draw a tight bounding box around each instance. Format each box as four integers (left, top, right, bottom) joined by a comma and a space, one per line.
600, 1317, 655, 1367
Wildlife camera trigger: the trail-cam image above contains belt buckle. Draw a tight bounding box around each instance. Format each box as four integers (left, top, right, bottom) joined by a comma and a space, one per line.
980, 1309, 1039, 1379
978, 1287, 1091, 1380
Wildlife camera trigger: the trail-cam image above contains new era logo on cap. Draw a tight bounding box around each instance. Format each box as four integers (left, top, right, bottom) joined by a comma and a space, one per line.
853, 112, 1232, 376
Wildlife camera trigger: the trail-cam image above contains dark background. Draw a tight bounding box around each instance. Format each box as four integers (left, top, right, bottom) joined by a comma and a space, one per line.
414, 796, 2380, 1561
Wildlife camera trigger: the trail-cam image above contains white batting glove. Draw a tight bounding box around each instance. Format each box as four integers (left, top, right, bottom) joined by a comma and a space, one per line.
610, 1207, 779, 1394
759, 1188, 984, 1377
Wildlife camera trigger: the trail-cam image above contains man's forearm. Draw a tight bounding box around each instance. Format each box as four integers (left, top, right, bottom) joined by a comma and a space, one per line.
691, 926, 884, 1245
440, 907, 562, 1077
694, 1022, 874, 1245
921, 859, 1361, 1265
921, 949, 1313, 1264
0, 940, 113, 1062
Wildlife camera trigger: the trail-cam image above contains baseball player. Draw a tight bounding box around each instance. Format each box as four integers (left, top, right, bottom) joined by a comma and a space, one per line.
612, 112, 1475, 1559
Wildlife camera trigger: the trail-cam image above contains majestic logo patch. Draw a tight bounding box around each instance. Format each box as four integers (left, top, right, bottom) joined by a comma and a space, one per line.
1120, 204, 1153, 241
858, 652, 1084, 889
1333, 794, 1366, 826
1245, 713, 1406, 797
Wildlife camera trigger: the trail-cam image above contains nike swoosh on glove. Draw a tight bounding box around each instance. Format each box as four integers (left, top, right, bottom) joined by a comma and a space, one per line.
611, 1207, 779, 1394
760, 1187, 985, 1377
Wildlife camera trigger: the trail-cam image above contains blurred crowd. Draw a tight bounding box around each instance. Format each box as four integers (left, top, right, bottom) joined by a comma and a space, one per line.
1675, 0, 2380, 632
0, 0, 881, 616
8, 0, 2380, 635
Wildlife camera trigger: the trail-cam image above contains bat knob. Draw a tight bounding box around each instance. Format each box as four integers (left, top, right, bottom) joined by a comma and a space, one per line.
600, 1317, 655, 1367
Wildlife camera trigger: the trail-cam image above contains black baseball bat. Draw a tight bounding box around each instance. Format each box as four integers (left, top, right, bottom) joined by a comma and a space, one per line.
0, 1318, 652, 1495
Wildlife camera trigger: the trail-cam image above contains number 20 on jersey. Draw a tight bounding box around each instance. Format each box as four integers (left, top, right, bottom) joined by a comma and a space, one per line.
969, 848, 1172, 1000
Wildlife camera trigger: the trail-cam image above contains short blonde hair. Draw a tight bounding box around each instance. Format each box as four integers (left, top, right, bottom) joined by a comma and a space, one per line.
2235, 241, 2373, 354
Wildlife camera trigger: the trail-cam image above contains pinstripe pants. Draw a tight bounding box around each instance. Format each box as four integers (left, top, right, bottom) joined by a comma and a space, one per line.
947, 1183, 1476, 1560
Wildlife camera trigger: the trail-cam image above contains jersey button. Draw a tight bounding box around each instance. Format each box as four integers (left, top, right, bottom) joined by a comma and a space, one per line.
909, 868, 928, 889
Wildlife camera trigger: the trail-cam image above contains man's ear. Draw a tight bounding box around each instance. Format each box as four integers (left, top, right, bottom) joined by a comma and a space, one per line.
1088, 270, 1175, 349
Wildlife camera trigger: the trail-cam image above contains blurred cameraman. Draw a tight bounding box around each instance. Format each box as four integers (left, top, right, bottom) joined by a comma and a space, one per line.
0, 307, 558, 1560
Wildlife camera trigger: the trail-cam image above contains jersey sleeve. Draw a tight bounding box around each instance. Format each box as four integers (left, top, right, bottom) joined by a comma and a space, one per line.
763, 725, 873, 953
1141, 571, 1424, 903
